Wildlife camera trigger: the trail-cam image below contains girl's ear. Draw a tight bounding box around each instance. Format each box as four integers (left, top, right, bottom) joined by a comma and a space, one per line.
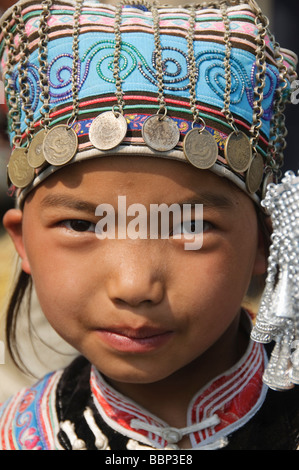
2, 209, 31, 275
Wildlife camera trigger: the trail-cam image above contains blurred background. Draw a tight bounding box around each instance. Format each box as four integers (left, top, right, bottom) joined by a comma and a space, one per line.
0, 0, 298, 402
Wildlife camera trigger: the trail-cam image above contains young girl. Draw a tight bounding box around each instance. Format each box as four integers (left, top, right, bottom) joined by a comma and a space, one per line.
0, 0, 298, 451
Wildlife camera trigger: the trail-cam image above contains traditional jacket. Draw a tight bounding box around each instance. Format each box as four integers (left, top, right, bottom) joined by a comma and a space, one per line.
1, 336, 298, 451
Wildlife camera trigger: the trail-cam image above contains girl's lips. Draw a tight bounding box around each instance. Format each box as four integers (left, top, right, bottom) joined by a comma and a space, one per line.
95, 328, 174, 353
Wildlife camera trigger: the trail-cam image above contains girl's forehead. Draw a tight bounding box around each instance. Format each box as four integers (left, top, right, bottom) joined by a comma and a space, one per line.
28, 155, 246, 212
42, 155, 231, 190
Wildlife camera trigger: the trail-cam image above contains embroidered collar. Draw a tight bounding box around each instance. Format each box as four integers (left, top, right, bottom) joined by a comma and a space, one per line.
90, 319, 268, 450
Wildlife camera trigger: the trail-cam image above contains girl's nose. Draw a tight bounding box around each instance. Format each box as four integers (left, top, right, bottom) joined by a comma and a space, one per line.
105, 242, 165, 308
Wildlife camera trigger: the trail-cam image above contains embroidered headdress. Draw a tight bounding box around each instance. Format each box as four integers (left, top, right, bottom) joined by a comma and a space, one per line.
0, 0, 297, 206
0, 0, 299, 392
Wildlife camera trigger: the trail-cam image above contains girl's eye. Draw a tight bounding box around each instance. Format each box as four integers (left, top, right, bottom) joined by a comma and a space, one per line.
171, 220, 213, 237
61, 219, 96, 233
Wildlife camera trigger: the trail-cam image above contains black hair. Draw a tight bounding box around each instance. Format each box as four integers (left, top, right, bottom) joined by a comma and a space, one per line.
5, 269, 33, 374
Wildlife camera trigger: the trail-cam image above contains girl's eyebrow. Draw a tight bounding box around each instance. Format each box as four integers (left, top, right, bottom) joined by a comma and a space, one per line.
41, 194, 97, 215
176, 193, 235, 210
40, 191, 235, 214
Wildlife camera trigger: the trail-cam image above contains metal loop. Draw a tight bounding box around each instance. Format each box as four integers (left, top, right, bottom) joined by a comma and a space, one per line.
156, 106, 167, 121
12, 135, 22, 147
230, 122, 240, 134
66, 114, 77, 129
191, 116, 206, 132
112, 105, 122, 117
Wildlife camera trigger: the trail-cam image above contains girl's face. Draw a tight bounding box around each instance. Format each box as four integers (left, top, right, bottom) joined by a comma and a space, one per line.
4, 156, 266, 385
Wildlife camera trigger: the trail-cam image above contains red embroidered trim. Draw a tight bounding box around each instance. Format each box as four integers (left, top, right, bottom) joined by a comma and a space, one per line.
90, 339, 266, 448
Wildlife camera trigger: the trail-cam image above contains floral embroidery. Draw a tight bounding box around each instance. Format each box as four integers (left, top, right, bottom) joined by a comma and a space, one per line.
17, 410, 42, 450
0, 371, 63, 449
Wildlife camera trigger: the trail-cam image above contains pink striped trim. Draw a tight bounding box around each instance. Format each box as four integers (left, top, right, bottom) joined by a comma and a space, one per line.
37, 372, 62, 450
0, 391, 24, 449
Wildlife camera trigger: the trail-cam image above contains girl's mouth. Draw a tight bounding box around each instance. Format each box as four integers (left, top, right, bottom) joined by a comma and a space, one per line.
95, 327, 174, 353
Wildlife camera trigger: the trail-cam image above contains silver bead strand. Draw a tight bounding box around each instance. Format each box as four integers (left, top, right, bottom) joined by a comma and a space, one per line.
252, 171, 299, 390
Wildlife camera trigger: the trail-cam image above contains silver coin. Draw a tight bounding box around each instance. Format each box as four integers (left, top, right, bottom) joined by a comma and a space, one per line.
262, 170, 274, 200
246, 153, 264, 194
89, 111, 128, 150
142, 114, 180, 152
43, 125, 78, 166
28, 129, 47, 168
224, 131, 252, 173
183, 128, 218, 169
7, 148, 35, 188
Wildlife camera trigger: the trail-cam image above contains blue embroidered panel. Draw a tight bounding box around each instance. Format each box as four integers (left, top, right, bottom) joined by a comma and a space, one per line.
9, 32, 279, 139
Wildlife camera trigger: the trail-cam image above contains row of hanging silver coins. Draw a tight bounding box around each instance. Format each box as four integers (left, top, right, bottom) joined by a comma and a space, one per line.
6, 0, 80, 188
4, 0, 288, 195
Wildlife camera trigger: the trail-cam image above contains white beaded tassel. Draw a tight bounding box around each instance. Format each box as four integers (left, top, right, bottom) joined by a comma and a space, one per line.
251, 171, 299, 390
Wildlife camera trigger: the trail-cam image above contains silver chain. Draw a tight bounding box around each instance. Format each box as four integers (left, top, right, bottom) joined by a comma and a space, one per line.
2, 5, 23, 147
113, 2, 126, 115
249, 9, 269, 157
151, 1, 167, 116
186, 4, 205, 129
114, 0, 167, 118
267, 36, 290, 174
38, 0, 52, 130
67, 0, 83, 128
15, 11, 35, 146
220, 1, 238, 133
